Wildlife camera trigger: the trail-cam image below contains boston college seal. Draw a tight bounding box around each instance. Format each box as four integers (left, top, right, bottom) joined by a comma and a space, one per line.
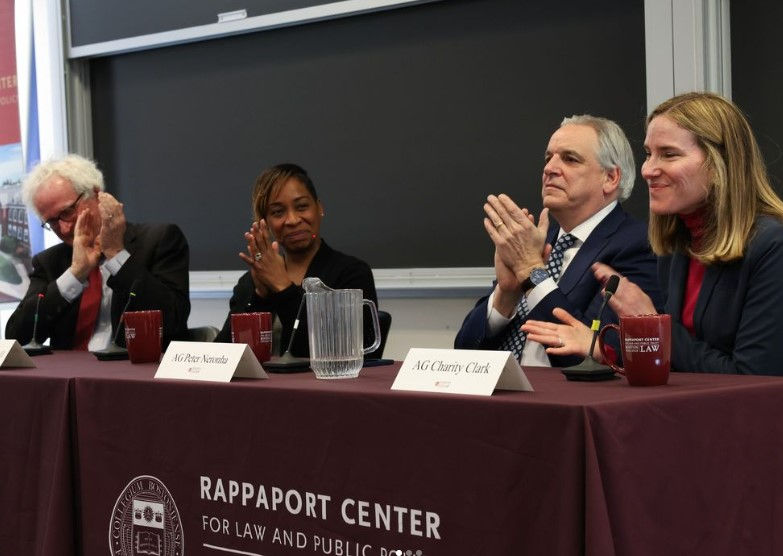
109, 475, 184, 556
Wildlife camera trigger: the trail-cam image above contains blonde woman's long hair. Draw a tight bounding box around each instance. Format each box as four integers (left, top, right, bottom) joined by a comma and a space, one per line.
647, 92, 783, 263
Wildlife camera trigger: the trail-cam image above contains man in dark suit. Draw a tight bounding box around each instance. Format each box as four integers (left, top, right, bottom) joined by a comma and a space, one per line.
6, 154, 190, 350
454, 115, 661, 367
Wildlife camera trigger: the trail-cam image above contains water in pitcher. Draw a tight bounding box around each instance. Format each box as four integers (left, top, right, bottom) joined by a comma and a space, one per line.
304, 279, 380, 379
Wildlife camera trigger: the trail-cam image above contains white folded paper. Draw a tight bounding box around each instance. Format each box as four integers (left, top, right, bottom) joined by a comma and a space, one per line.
391, 348, 532, 396
0, 339, 36, 369
155, 341, 268, 382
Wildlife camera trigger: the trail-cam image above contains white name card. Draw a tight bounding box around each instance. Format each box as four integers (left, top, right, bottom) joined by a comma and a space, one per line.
0, 340, 36, 369
391, 348, 533, 396
155, 341, 268, 382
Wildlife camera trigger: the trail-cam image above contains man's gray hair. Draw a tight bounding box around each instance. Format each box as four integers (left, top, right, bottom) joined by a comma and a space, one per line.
22, 154, 105, 217
560, 114, 635, 201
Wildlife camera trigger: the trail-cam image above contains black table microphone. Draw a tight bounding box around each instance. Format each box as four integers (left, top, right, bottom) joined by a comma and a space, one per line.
92, 279, 140, 361
561, 274, 621, 381
22, 293, 53, 355
262, 295, 310, 372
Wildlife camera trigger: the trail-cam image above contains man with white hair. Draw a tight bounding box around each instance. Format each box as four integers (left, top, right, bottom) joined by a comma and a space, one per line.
455, 115, 661, 367
6, 154, 190, 350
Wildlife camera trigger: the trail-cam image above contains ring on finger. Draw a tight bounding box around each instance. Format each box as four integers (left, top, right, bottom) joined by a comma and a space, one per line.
494, 221, 504, 229
254, 252, 263, 261
557, 336, 564, 348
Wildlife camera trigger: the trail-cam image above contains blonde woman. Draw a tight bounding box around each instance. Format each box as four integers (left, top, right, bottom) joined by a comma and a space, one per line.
523, 92, 783, 374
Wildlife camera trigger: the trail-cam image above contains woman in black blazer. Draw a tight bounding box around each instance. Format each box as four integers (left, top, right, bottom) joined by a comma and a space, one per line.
523, 92, 783, 374
215, 163, 377, 357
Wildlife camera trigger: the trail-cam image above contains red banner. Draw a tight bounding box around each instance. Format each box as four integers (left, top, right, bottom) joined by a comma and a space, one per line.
0, 0, 20, 146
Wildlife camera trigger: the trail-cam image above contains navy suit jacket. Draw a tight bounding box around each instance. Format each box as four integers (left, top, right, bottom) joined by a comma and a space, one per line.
6, 222, 190, 349
454, 204, 662, 367
660, 215, 783, 374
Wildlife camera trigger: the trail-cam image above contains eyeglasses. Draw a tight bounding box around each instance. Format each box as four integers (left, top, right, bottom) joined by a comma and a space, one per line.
41, 193, 86, 231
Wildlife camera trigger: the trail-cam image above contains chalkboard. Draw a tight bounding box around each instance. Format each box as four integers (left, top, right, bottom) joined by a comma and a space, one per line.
90, 0, 648, 271
731, 1, 783, 192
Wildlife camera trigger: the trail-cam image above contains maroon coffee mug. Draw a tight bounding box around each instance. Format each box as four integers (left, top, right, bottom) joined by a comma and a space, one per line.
123, 310, 162, 364
231, 312, 273, 363
598, 314, 671, 386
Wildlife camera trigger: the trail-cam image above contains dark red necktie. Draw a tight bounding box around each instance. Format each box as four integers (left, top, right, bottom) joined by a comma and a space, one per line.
74, 266, 102, 350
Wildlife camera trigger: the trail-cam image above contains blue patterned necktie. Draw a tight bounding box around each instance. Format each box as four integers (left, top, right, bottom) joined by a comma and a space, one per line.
498, 233, 576, 359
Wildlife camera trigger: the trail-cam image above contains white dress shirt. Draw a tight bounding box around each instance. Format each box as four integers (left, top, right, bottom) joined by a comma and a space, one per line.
55, 249, 131, 350
486, 201, 618, 366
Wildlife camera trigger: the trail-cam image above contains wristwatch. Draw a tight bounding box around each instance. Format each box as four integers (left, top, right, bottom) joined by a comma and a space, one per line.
521, 267, 548, 291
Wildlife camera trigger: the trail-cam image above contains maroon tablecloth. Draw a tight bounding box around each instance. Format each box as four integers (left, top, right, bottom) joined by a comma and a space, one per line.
67, 355, 783, 556
0, 356, 86, 556
3, 352, 783, 555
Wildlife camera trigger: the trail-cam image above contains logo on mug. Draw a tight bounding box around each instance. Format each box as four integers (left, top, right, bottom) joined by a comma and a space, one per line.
125, 327, 136, 340
624, 336, 661, 353
109, 475, 183, 556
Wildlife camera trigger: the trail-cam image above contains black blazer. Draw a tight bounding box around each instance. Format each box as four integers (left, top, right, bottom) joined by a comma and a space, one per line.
661, 215, 783, 374
454, 204, 662, 366
215, 240, 377, 358
6, 222, 190, 349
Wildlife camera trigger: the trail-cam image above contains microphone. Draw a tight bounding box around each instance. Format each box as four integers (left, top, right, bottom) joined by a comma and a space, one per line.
561, 274, 621, 381
92, 279, 140, 360
22, 293, 53, 355
262, 294, 310, 372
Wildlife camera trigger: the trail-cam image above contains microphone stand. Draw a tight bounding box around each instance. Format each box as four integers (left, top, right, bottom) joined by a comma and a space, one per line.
23, 294, 53, 355
262, 296, 310, 372
92, 285, 139, 361
561, 275, 620, 381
